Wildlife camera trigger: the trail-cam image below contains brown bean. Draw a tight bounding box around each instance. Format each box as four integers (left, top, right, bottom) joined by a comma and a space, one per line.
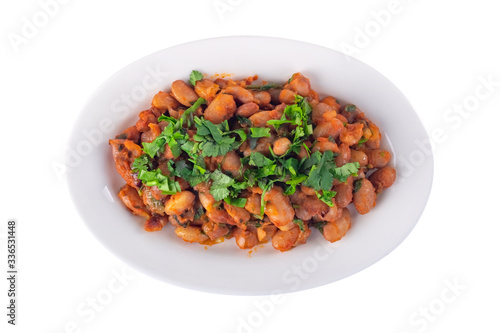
300, 185, 316, 196
264, 186, 295, 231
248, 110, 280, 128
194, 79, 220, 103
222, 86, 254, 104
341, 105, 363, 123
321, 96, 341, 111
322, 208, 351, 243
334, 177, 353, 208
171, 80, 199, 106
312, 103, 334, 125
202, 221, 229, 240
273, 137, 291, 156
152, 91, 180, 110
368, 167, 396, 193
118, 184, 150, 218
313, 118, 344, 139
336, 113, 348, 124
353, 179, 376, 215
312, 138, 339, 154
224, 202, 251, 225
164, 191, 195, 216
252, 91, 271, 107
294, 224, 312, 246
307, 90, 320, 107
298, 142, 311, 159
204, 93, 236, 124
285, 73, 311, 97
279, 88, 296, 104
236, 102, 260, 118
244, 194, 261, 215
221, 151, 242, 178
214, 78, 228, 89
135, 110, 158, 132
335, 143, 351, 167
339, 123, 364, 146
317, 205, 342, 223
234, 227, 258, 249
269, 88, 282, 104
367, 149, 391, 168
350, 150, 368, 166
175, 226, 209, 243
366, 122, 381, 149
272, 227, 301, 252
257, 224, 278, 243
144, 214, 169, 232
140, 123, 161, 143
241, 135, 274, 157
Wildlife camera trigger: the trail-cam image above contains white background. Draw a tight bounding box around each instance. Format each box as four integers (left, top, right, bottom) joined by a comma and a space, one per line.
1, 0, 499, 332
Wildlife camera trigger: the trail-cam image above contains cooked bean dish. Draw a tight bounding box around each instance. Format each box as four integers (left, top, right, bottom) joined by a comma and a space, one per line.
109, 71, 396, 252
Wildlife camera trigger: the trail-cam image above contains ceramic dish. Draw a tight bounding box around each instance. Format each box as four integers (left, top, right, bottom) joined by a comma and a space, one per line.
67, 36, 433, 295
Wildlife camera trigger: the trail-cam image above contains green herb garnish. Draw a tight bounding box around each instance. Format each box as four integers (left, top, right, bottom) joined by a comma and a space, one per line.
189, 70, 203, 86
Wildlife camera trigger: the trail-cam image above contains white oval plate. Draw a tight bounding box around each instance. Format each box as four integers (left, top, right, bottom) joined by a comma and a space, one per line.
67, 36, 433, 295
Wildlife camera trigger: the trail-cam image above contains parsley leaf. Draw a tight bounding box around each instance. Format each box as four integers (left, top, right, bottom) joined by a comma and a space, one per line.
189, 70, 203, 86
131, 154, 152, 173
345, 104, 357, 112
209, 170, 234, 201
246, 83, 281, 91
250, 127, 271, 138
181, 97, 207, 123
303, 151, 335, 191
354, 179, 363, 192
157, 115, 177, 124
266, 95, 312, 158
316, 190, 337, 207
247, 152, 274, 167
284, 174, 308, 195
137, 169, 181, 195
332, 162, 360, 183
300, 150, 322, 173
358, 137, 368, 146
194, 117, 237, 157
313, 221, 327, 234
293, 219, 305, 232
141, 98, 206, 159
224, 197, 247, 207
258, 180, 276, 218
280, 157, 299, 176
236, 116, 252, 127
142, 124, 187, 158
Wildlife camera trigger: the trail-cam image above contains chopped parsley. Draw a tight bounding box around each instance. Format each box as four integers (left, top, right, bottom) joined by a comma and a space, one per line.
236, 116, 252, 127
354, 179, 363, 192
316, 190, 337, 207
250, 127, 271, 138
313, 221, 327, 234
130, 74, 361, 220
358, 137, 368, 145
246, 83, 281, 91
224, 197, 247, 208
245, 152, 274, 167
137, 169, 181, 195
293, 219, 305, 232
303, 150, 336, 191
209, 169, 234, 201
332, 162, 360, 183
193, 117, 239, 157
345, 104, 357, 112
131, 154, 152, 173
189, 70, 203, 86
